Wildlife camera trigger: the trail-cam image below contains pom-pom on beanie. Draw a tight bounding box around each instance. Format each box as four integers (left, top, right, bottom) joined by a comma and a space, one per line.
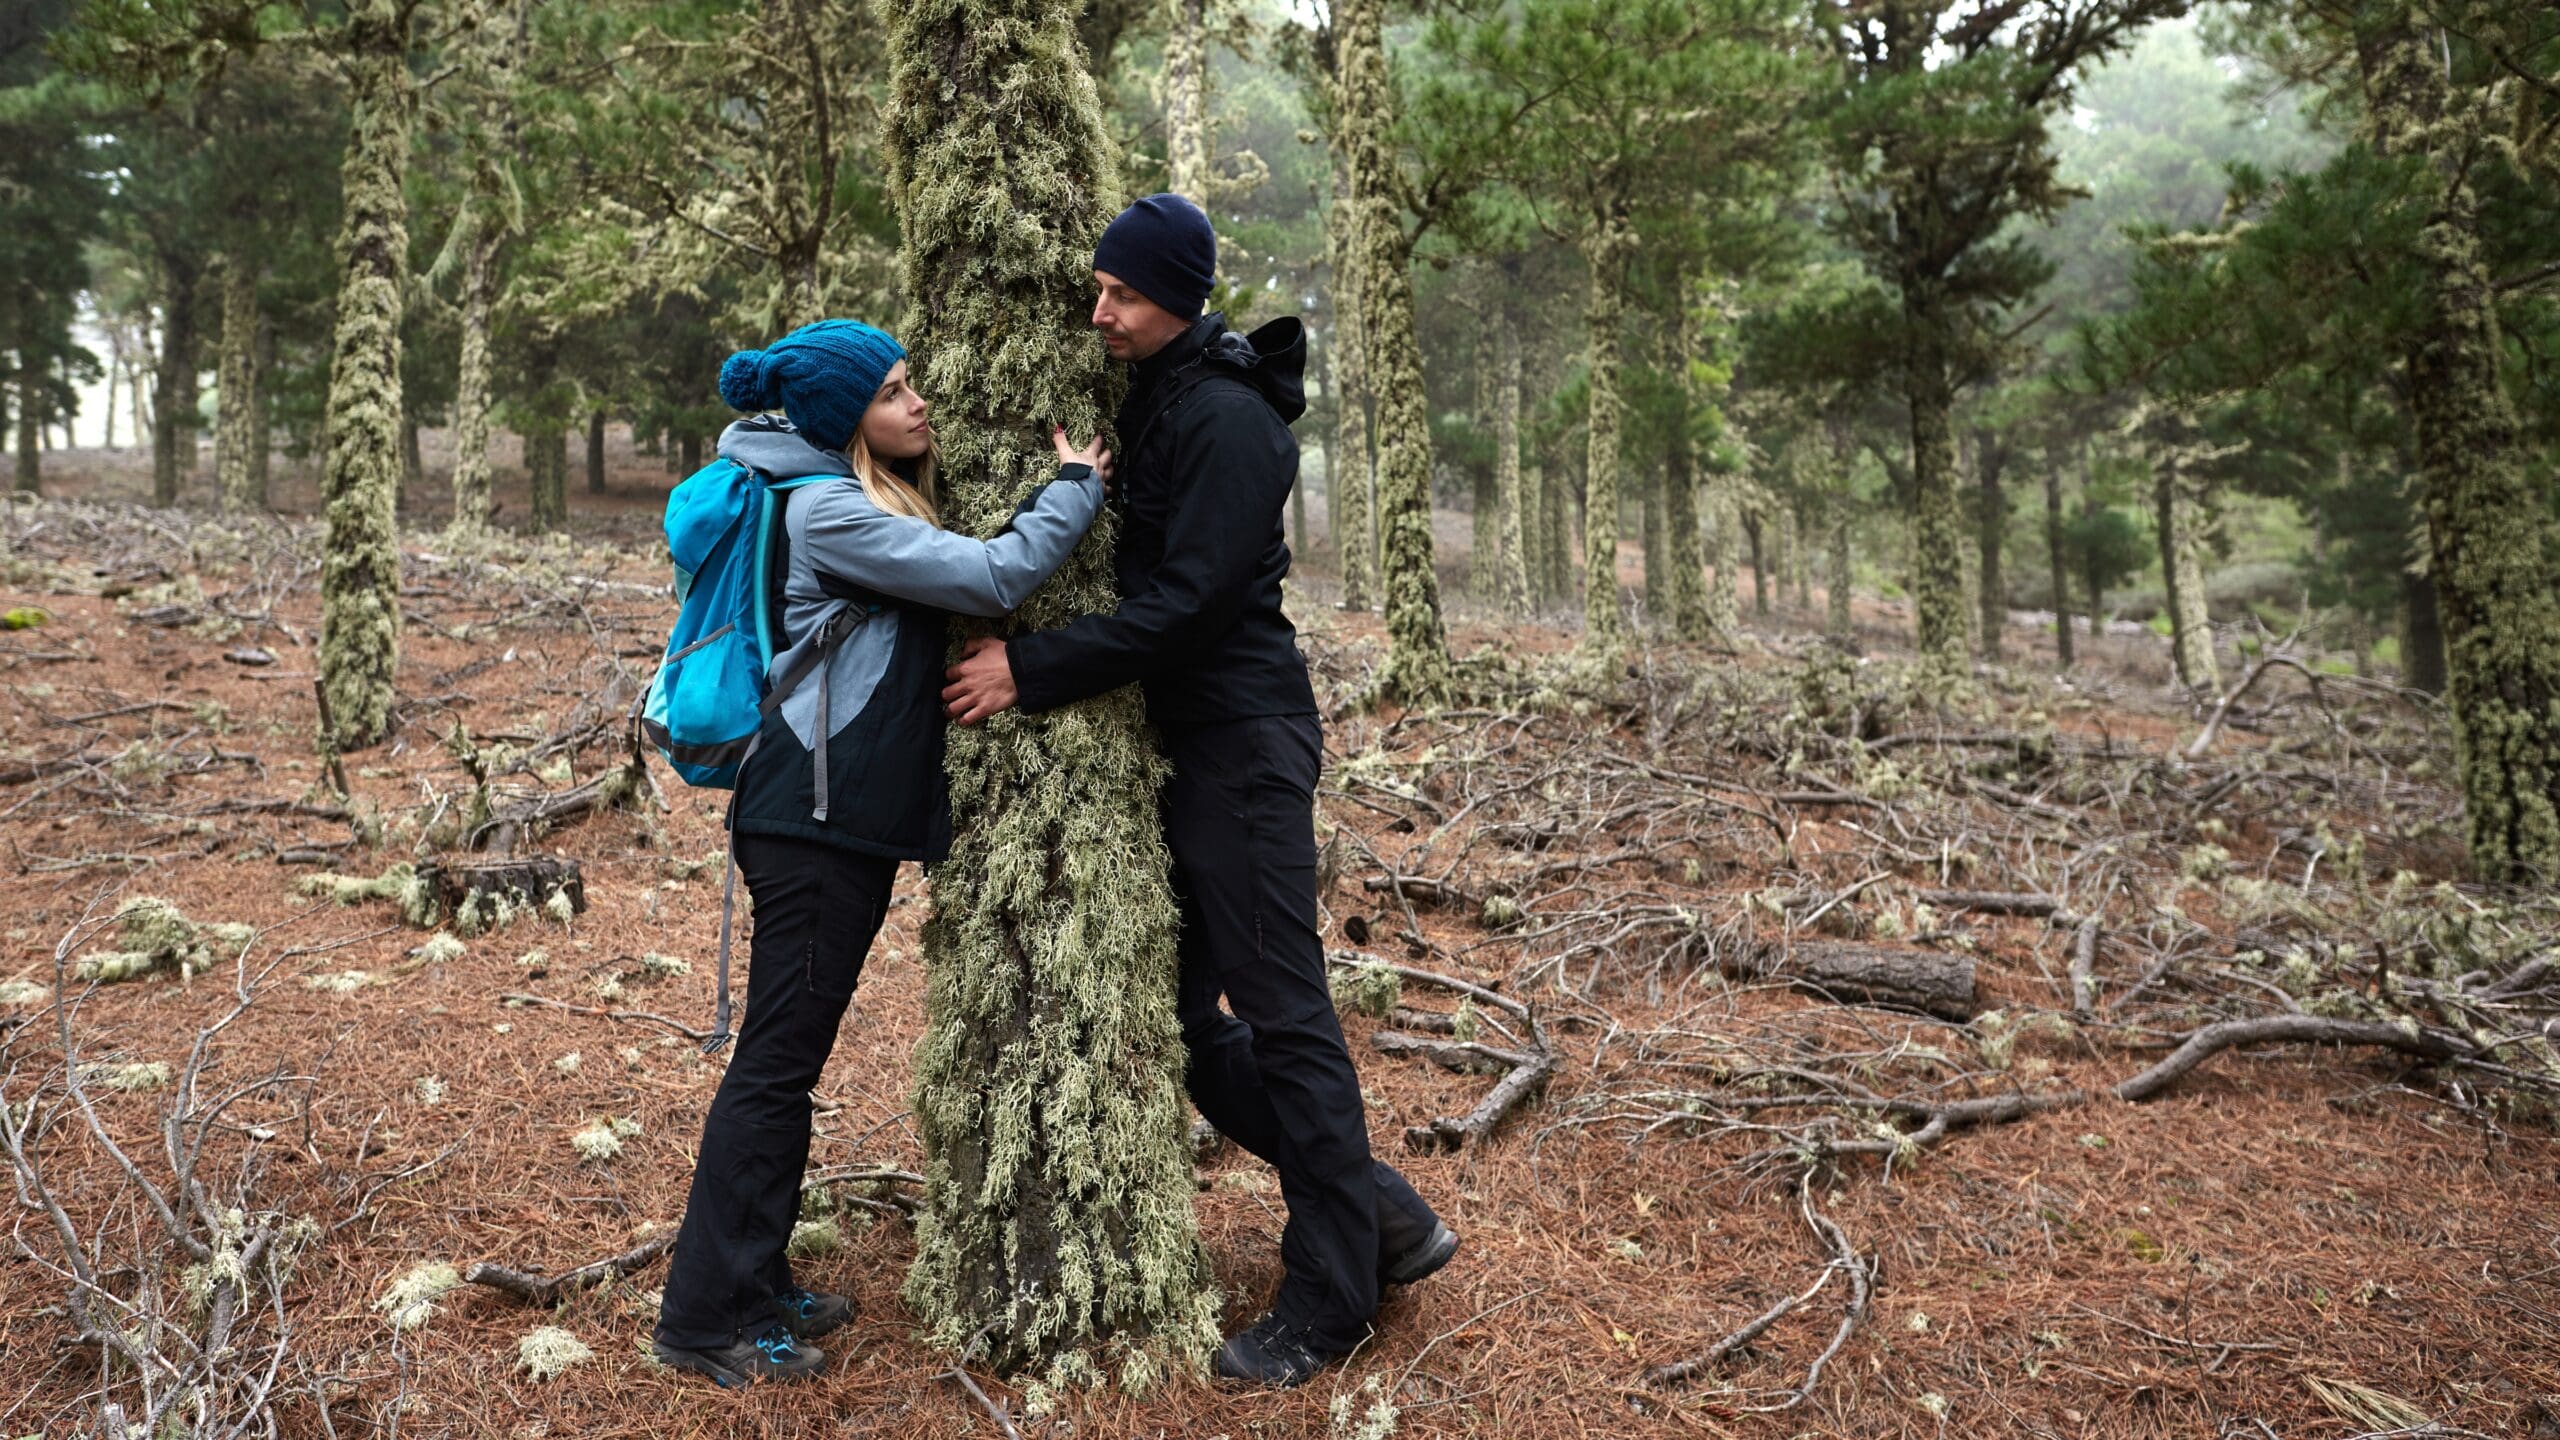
715, 319, 906, 451
1092, 193, 1217, 321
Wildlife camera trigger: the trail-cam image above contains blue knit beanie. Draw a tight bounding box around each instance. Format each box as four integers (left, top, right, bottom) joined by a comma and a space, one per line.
1093, 194, 1217, 321
716, 319, 906, 451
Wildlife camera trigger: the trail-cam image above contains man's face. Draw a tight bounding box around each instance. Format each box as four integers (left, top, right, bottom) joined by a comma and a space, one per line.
1092, 271, 1191, 363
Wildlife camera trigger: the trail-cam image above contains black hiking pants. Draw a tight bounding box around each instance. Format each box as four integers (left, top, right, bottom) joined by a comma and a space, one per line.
1162, 714, 1441, 1353
655, 833, 896, 1349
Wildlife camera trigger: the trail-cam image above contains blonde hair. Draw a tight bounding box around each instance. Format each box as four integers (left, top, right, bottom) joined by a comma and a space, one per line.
851, 431, 941, 526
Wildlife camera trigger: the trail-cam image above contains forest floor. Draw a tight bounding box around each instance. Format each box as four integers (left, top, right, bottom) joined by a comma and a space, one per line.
4, 445, 2558, 1440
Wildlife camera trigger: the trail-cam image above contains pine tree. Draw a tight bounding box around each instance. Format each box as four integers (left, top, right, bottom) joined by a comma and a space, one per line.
1490, 293, 1532, 616
1337, 0, 1451, 700
1321, 176, 1376, 608
885, 0, 1215, 1377
1163, 0, 1209, 204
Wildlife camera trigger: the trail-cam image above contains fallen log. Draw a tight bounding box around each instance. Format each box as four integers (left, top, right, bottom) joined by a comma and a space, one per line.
1737, 942, 1977, 1022
1915, 889, 2060, 918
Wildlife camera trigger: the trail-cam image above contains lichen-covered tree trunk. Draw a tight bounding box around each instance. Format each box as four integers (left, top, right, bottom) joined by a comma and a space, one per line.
1340, 0, 1448, 701
527, 426, 567, 532
1578, 212, 1632, 651
449, 229, 496, 531
1828, 508, 1852, 639
318, 14, 413, 752
1746, 509, 1770, 617
215, 258, 262, 513
153, 256, 199, 507
886, 0, 1214, 1379
1974, 432, 2006, 661
1543, 445, 1576, 605
1901, 296, 1968, 667
1491, 306, 1531, 616
1163, 0, 1208, 204
1658, 285, 1708, 640
1704, 478, 1739, 636
2361, 24, 2560, 883
1322, 178, 1375, 609
1789, 502, 1811, 610
248, 315, 273, 498
2046, 458, 2073, 666
2155, 464, 2217, 691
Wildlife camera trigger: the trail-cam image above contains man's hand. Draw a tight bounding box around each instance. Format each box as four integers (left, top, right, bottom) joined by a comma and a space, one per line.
942, 635, 1019, 725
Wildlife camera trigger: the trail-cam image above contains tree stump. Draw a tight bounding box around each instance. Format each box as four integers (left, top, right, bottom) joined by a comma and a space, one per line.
1740, 941, 1978, 1021
418, 855, 585, 920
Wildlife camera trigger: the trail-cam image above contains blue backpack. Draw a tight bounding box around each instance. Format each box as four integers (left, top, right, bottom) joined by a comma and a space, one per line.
638, 457, 873, 1049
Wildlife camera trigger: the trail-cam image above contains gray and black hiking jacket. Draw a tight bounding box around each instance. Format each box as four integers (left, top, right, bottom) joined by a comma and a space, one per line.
721, 416, 1100, 860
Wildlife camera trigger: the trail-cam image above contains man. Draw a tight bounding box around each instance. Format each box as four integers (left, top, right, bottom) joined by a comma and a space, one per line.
941, 193, 1457, 1388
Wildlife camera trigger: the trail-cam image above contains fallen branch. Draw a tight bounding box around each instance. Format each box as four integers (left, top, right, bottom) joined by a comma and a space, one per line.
1647, 1173, 1870, 1409
1376, 1022, 1558, 1154
462, 1232, 676, 1306
1916, 889, 2061, 918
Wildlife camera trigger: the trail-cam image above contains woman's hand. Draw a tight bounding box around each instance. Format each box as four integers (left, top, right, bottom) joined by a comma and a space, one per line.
1052, 425, 1114, 490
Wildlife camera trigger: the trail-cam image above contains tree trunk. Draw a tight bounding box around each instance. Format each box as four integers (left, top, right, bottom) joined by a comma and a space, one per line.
153, 255, 200, 507
1659, 286, 1709, 641
248, 315, 273, 504
1578, 213, 1633, 650
586, 410, 607, 493
1704, 477, 1738, 636
2156, 461, 2217, 691
1788, 501, 1809, 610
215, 257, 262, 513
524, 338, 568, 533
1745, 509, 1769, 617
2047, 456, 2073, 666
11, 348, 36, 494
1902, 298, 1967, 667
450, 224, 498, 531
1828, 508, 1853, 639
2361, 26, 2560, 882
1342, 0, 1450, 701
1163, 0, 1209, 205
680, 431, 704, 473
1322, 166, 1374, 609
401, 411, 424, 504
317, 13, 413, 752
2400, 567, 2446, 695
101, 344, 118, 452
1975, 431, 2007, 660
1491, 303, 1531, 616
885, 0, 1213, 1372
1544, 444, 1576, 606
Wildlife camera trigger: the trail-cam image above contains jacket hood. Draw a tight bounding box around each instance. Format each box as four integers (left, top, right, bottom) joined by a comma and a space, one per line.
1169, 312, 1307, 424
718, 414, 852, 481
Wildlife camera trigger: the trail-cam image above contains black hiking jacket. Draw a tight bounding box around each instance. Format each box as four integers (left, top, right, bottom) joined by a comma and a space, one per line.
1008, 311, 1318, 727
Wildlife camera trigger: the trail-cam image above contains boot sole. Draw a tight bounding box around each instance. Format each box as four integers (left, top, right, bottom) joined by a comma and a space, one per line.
651, 1342, 823, 1387
1383, 1224, 1460, 1287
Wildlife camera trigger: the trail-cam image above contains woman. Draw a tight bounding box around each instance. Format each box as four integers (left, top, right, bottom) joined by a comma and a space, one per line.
650, 319, 1107, 1387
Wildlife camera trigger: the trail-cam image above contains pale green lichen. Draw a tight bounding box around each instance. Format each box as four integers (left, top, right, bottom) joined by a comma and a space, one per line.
1330, 1376, 1402, 1440
885, 0, 1216, 1377
303, 969, 377, 994
375, 1262, 461, 1331
516, 1325, 593, 1382
637, 952, 690, 980
413, 933, 466, 965
75, 897, 251, 984
0, 978, 48, 1006
300, 862, 437, 927
787, 1217, 842, 1260
413, 1075, 446, 1105
570, 1119, 622, 1161
1330, 960, 1402, 1020
82, 1061, 173, 1093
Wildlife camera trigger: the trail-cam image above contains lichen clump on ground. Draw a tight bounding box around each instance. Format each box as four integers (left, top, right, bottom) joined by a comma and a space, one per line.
75, 896, 253, 984
515, 1325, 593, 1381
375, 1262, 462, 1331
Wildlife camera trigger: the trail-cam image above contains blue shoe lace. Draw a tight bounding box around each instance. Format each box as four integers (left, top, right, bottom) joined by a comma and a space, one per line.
777, 1287, 822, 1321
752, 1321, 802, 1361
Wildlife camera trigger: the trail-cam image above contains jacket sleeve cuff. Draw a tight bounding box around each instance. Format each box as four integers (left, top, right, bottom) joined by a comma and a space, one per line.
1008, 629, 1072, 714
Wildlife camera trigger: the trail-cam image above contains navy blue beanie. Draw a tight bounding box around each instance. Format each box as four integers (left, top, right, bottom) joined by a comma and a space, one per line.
1093, 194, 1217, 321
716, 319, 906, 452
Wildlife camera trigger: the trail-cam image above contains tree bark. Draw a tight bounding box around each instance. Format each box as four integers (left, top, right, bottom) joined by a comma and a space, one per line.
1578, 210, 1633, 651
317, 6, 413, 752
1828, 507, 1853, 639
1745, 508, 1769, 617
886, 0, 1212, 1371
11, 341, 37, 494
2400, 567, 2446, 695
1705, 474, 1739, 637
2046, 455, 2073, 666
1902, 296, 1967, 667
2155, 458, 2216, 691
215, 258, 263, 512
1734, 941, 1978, 1022
400, 412, 423, 501
2360, 23, 2560, 882
525, 338, 569, 534
1974, 429, 2007, 659
1322, 173, 1375, 610
450, 222, 498, 531
153, 254, 200, 507
586, 410, 607, 494
1491, 300, 1531, 616
1658, 285, 1709, 640
248, 313, 273, 504
1163, 0, 1209, 205
1341, 0, 1449, 700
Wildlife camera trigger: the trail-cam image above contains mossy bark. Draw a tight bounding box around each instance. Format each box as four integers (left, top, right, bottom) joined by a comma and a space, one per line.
2046, 459, 2073, 666
1163, 0, 1208, 204
1658, 283, 1709, 641
1704, 481, 1739, 637
248, 315, 273, 499
527, 426, 568, 532
2361, 24, 2560, 883
1340, 0, 1448, 701
1828, 508, 1853, 639
1902, 296, 1968, 667
1578, 212, 1633, 651
1974, 432, 2006, 661
1322, 181, 1375, 609
449, 226, 497, 531
1543, 445, 1575, 605
1491, 304, 1531, 617
2154, 463, 2217, 691
214, 257, 263, 513
886, 0, 1214, 1379
153, 255, 199, 507
318, 12, 412, 752
1746, 509, 1769, 618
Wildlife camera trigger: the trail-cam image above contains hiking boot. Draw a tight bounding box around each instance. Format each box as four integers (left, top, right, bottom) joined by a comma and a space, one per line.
1214, 1314, 1345, 1389
651, 1320, 825, 1387
1382, 1221, 1460, 1287
775, 1285, 856, 1339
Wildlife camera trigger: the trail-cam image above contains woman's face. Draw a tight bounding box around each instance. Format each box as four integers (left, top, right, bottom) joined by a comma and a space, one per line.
859, 359, 933, 460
